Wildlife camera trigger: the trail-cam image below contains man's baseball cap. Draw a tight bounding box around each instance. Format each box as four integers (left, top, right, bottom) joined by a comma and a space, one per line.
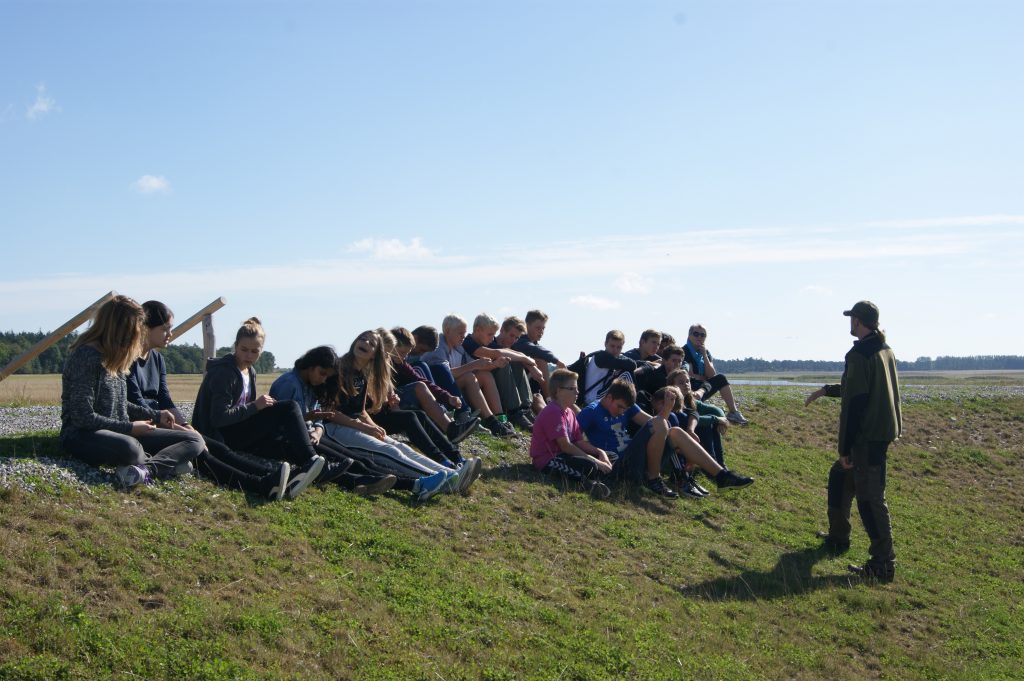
843, 300, 879, 328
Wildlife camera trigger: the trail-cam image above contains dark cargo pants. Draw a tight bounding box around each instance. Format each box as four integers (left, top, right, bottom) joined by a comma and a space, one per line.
826, 440, 895, 566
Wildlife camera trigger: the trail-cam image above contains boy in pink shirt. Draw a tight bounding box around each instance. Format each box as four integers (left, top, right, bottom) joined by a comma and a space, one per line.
529, 368, 613, 499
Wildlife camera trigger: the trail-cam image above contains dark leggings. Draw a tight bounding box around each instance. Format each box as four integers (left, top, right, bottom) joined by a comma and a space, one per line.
195, 436, 279, 492
219, 400, 317, 466
697, 425, 725, 467
62, 427, 204, 479
371, 408, 458, 465
691, 373, 730, 401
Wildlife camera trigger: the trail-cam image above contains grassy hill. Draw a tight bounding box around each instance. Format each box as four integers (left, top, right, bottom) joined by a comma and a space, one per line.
1, 387, 1022, 680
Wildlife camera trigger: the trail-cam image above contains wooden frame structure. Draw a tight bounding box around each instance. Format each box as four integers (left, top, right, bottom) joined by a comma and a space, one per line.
0, 293, 226, 383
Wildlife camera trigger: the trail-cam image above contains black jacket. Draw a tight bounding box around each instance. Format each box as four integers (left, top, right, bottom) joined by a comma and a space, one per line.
191, 354, 257, 441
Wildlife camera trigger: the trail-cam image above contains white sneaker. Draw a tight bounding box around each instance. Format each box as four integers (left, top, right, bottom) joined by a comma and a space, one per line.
267, 462, 290, 501
116, 465, 151, 490
285, 456, 325, 499
172, 461, 194, 477
456, 457, 482, 494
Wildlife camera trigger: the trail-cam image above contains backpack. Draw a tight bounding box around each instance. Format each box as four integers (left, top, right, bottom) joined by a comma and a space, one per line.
567, 351, 630, 407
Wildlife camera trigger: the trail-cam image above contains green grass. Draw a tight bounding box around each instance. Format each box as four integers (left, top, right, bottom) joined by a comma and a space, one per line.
2, 389, 1023, 679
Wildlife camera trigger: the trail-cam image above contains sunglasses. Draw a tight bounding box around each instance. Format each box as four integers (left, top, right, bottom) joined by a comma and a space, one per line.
691, 331, 706, 338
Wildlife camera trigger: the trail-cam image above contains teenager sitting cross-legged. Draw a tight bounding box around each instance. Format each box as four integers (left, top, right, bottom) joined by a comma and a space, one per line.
61, 295, 204, 490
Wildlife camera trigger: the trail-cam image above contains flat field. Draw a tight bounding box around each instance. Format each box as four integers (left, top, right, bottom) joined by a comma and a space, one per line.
1, 385, 1022, 679
0, 373, 285, 407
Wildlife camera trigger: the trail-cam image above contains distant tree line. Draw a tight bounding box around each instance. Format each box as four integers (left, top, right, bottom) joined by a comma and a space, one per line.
0, 331, 277, 374
715, 356, 1024, 373
2, 330, 1020, 375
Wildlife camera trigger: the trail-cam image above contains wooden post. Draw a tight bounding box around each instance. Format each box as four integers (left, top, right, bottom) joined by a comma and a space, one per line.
202, 314, 216, 362
0, 291, 116, 383
169, 297, 226, 343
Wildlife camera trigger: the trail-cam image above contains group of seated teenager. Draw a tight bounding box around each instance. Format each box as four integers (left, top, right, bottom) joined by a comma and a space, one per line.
59, 294, 751, 501
60, 296, 485, 501
530, 326, 754, 499
530, 371, 754, 500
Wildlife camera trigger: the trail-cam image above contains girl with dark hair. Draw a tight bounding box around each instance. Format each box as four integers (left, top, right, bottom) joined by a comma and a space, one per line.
61, 295, 204, 488
270, 345, 397, 496
128, 301, 293, 500
192, 317, 326, 499
319, 330, 476, 500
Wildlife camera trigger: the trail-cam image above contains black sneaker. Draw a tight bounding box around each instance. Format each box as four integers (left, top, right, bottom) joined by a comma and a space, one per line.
483, 416, 516, 438
847, 561, 895, 583
816, 531, 850, 555
644, 476, 679, 499
316, 459, 352, 486
285, 455, 325, 499
447, 417, 480, 445
715, 469, 754, 489
680, 480, 706, 498
264, 462, 291, 501
455, 408, 480, 425
351, 474, 397, 496
509, 410, 534, 432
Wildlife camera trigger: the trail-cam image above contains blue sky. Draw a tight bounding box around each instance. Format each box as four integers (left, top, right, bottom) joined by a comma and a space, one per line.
2, 0, 1022, 367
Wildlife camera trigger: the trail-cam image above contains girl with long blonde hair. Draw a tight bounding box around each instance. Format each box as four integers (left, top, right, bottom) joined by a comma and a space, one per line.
60, 295, 204, 488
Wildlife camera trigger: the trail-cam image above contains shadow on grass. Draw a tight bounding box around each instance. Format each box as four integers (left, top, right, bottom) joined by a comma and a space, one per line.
672, 547, 854, 600
482, 461, 677, 514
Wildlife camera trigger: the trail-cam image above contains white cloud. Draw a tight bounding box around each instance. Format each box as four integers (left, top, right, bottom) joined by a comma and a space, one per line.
569, 295, 620, 310
132, 175, 171, 194
26, 83, 58, 120
863, 214, 1024, 230
800, 284, 832, 297
347, 237, 434, 260
613, 272, 653, 294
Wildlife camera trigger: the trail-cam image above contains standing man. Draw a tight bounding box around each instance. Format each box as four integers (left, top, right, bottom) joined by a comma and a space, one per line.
806, 301, 902, 582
